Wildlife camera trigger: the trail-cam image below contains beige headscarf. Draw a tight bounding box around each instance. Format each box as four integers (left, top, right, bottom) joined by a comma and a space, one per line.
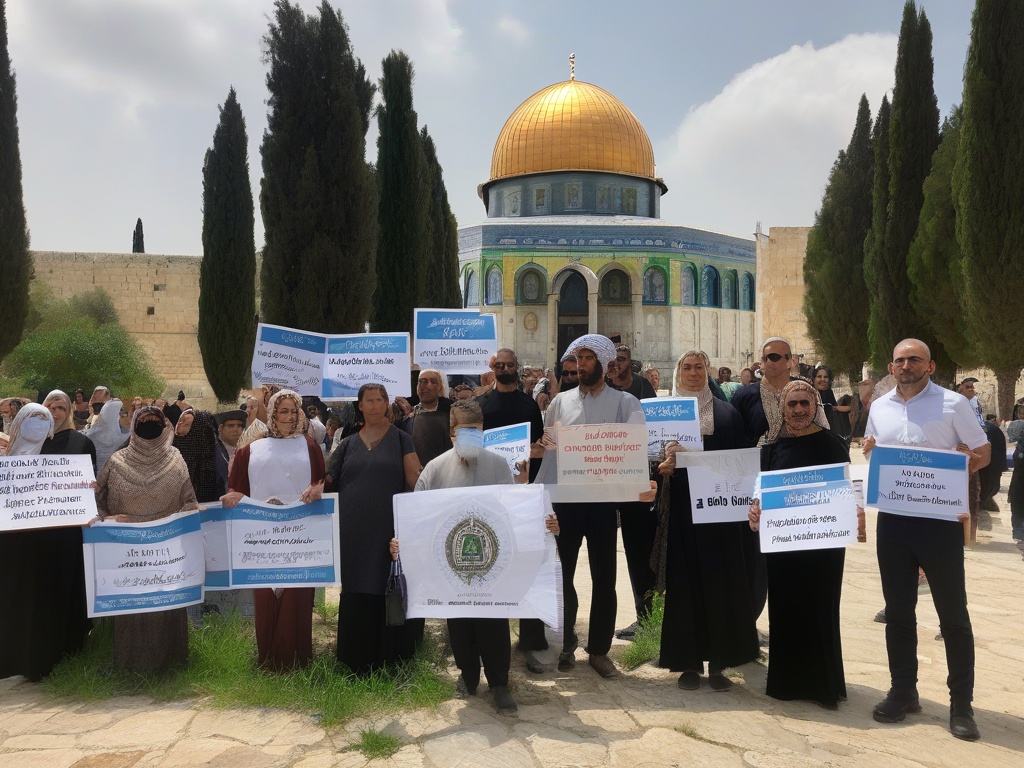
777, 379, 831, 438
43, 390, 76, 433
671, 350, 715, 436
266, 389, 308, 439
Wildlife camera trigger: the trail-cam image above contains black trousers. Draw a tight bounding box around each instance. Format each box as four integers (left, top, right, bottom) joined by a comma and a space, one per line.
554, 502, 618, 656
518, 618, 549, 651
447, 617, 510, 689
876, 512, 974, 703
619, 501, 657, 621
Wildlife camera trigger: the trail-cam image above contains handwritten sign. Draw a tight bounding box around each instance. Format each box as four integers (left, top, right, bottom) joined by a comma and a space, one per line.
549, 423, 650, 503
866, 445, 968, 521
0, 454, 97, 531
758, 479, 858, 553
413, 309, 497, 374
641, 397, 702, 458
674, 447, 760, 523
484, 422, 531, 473
82, 511, 205, 617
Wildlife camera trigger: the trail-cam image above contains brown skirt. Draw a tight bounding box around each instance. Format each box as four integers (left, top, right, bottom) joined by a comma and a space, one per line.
254, 587, 314, 671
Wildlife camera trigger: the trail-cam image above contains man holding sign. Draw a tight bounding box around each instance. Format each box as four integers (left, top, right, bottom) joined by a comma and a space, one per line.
864, 338, 989, 741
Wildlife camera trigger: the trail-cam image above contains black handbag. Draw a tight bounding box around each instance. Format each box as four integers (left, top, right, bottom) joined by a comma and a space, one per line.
384, 556, 407, 626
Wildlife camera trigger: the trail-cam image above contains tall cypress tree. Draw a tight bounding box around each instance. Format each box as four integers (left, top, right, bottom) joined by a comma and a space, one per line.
199, 88, 256, 403
862, 95, 891, 374
420, 126, 461, 309
132, 218, 145, 253
803, 95, 873, 382
260, 0, 378, 333
954, 0, 1024, 418
0, 0, 32, 361
865, 1, 940, 368
372, 50, 431, 333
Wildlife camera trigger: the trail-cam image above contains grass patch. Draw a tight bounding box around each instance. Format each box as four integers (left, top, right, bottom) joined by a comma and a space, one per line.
618, 592, 665, 670
343, 728, 403, 760
44, 611, 453, 727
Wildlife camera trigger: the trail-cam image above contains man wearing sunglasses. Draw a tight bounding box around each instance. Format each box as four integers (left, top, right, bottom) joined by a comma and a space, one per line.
558, 357, 580, 392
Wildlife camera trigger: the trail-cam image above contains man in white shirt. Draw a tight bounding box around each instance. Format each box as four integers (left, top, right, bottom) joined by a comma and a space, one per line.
864, 338, 990, 741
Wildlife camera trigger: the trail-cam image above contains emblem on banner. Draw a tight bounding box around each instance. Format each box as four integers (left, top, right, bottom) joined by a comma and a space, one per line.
445, 516, 500, 584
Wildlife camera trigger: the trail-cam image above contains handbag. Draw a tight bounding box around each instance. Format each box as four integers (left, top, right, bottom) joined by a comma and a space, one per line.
384, 556, 407, 626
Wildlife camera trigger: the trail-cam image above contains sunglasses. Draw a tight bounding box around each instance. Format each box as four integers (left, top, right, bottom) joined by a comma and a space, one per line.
764, 353, 791, 362
562, 370, 579, 377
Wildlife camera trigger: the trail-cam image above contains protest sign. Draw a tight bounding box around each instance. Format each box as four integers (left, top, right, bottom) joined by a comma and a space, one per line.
199, 503, 230, 588
758, 479, 858, 553
0, 453, 97, 531
549, 422, 650, 503
413, 309, 497, 374
82, 511, 205, 617
484, 422, 531, 474
673, 447, 760, 523
866, 444, 968, 521
641, 397, 702, 458
251, 323, 411, 399
394, 484, 560, 625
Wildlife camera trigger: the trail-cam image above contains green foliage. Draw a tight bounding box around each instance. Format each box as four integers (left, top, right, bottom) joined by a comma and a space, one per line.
953, 0, 1024, 416
343, 729, 403, 759
200, 87, 257, 402
862, 95, 891, 373
44, 612, 453, 727
618, 592, 665, 670
0, 0, 33, 362
132, 218, 145, 254
260, 0, 378, 334
803, 95, 874, 382
420, 127, 461, 309
372, 50, 431, 333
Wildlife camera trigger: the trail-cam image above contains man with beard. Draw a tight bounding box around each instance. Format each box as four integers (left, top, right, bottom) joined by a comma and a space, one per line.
399, 369, 452, 467
535, 334, 647, 679
606, 344, 657, 401
558, 356, 580, 392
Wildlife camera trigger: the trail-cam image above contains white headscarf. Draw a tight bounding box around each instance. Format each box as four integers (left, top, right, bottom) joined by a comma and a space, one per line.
88, 399, 128, 471
561, 334, 616, 369
6, 404, 54, 455
670, 350, 716, 436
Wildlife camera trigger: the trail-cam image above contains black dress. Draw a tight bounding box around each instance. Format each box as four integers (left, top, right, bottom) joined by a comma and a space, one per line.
0, 430, 96, 680
760, 428, 850, 708
659, 398, 759, 673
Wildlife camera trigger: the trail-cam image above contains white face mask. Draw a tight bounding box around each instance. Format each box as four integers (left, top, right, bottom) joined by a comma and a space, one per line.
19, 417, 51, 441
453, 427, 484, 460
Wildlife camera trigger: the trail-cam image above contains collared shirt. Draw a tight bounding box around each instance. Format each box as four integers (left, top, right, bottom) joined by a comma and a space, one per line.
865, 379, 987, 452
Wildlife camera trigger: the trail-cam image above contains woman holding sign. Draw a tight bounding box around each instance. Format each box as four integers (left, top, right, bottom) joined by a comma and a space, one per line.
748, 379, 850, 709
656, 350, 758, 692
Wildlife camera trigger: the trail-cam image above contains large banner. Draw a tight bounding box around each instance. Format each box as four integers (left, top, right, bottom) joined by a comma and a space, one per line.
82, 511, 205, 617
413, 309, 497, 374
0, 454, 97, 531
393, 484, 560, 625
484, 422, 531, 474
549, 423, 650, 503
866, 444, 968, 521
755, 463, 858, 553
641, 397, 702, 459
673, 447, 760, 523
251, 323, 411, 399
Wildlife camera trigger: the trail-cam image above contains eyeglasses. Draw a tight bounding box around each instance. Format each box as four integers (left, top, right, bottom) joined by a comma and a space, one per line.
492, 362, 517, 371
764, 353, 791, 362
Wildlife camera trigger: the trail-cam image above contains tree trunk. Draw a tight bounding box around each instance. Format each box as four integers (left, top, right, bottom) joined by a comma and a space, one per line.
995, 368, 1022, 421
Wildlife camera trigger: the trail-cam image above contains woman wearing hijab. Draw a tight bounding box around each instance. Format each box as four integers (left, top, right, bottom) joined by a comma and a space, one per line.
87, 399, 129, 472
812, 365, 852, 441
329, 383, 420, 674
748, 379, 851, 709
95, 405, 199, 674
172, 408, 220, 503
223, 389, 325, 671
655, 351, 759, 692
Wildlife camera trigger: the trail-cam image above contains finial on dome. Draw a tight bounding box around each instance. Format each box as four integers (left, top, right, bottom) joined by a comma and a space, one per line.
569, 52, 575, 81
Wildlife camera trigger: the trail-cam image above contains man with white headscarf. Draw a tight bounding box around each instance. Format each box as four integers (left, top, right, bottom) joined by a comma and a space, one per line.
535, 333, 646, 679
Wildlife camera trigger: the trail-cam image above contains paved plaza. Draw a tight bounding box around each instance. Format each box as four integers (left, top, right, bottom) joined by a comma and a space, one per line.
2, 453, 1023, 767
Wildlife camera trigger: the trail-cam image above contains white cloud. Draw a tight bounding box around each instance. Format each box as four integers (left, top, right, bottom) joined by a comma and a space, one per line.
656, 33, 897, 236
496, 15, 529, 44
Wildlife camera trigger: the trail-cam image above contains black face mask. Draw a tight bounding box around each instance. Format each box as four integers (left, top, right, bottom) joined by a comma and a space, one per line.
135, 420, 165, 441
92, 402, 104, 415
495, 371, 518, 385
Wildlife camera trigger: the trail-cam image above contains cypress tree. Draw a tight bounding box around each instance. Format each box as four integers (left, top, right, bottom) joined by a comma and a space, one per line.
132, 218, 145, 253
420, 126, 461, 309
0, 0, 32, 361
865, 1, 940, 369
372, 50, 431, 333
953, 0, 1024, 418
260, 0, 378, 333
199, 88, 257, 403
862, 95, 890, 374
803, 95, 873, 382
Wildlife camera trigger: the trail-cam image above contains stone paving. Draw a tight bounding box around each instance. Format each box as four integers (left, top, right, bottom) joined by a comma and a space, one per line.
2, 458, 1023, 767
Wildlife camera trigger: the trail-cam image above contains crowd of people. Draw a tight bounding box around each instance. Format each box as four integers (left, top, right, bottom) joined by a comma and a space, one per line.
0, 333, 1021, 738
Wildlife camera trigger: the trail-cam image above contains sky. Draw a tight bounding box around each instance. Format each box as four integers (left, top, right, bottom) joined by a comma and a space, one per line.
6, 0, 974, 255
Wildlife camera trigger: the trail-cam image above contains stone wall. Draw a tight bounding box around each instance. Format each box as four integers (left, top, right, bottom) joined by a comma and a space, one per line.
756, 227, 818, 362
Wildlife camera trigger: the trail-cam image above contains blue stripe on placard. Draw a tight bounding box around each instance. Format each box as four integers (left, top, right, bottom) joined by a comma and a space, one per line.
761, 480, 854, 511
205, 570, 229, 588
259, 325, 326, 353
229, 498, 335, 523
642, 400, 697, 422
416, 310, 495, 340
200, 505, 227, 523
82, 513, 201, 545
231, 566, 335, 586
327, 334, 408, 355
759, 463, 848, 491
92, 585, 202, 614
866, 446, 967, 504
485, 424, 529, 446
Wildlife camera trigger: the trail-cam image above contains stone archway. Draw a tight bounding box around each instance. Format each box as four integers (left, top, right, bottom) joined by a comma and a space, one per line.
557, 271, 589, 359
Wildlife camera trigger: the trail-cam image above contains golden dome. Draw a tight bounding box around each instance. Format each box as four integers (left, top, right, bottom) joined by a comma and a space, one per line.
489, 79, 657, 182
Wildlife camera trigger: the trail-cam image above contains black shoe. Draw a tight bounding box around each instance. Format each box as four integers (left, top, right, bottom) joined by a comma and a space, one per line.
524, 650, 548, 674
950, 702, 980, 741
873, 609, 887, 624
455, 675, 478, 697
872, 689, 921, 723
708, 672, 733, 692
491, 685, 518, 715
558, 636, 578, 672
615, 622, 639, 641
677, 670, 701, 690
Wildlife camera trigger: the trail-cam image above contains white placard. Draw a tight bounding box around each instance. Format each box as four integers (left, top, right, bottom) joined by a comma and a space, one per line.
484, 422, 531, 473
199, 503, 230, 589
0, 454, 97, 531
549, 423, 650, 503
251, 323, 326, 395
82, 510, 205, 617
758, 479, 858, 552
394, 484, 560, 624
413, 309, 497, 374
866, 445, 968, 521
641, 397, 702, 458
674, 447, 760, 523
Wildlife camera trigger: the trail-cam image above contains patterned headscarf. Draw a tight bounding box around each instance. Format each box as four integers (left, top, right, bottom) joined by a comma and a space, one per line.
777, 379, 830, 438
670, 350, 716, 436
43, 390, 76, 433
266, 389, 307, 439
6, 404, 54, 455
561, 334, 617, 369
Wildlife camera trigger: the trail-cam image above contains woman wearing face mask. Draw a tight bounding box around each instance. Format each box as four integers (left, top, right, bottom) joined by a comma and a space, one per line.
95, 406, 199, 674
87, 399, 130, 472
328, 383, 420, 674
223, 390, 325, 671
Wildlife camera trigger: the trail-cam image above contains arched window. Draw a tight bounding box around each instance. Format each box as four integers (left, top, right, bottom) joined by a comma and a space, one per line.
517, 268, 546, 305
464, 270, 479, 307
643, 267, 667, 304
681, 265, 696, 306
740, 272, 755, 310
599, 268, 631, 304
485, 266, 502, 305
700, 266, 720, 307
721, 273, 735, 309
